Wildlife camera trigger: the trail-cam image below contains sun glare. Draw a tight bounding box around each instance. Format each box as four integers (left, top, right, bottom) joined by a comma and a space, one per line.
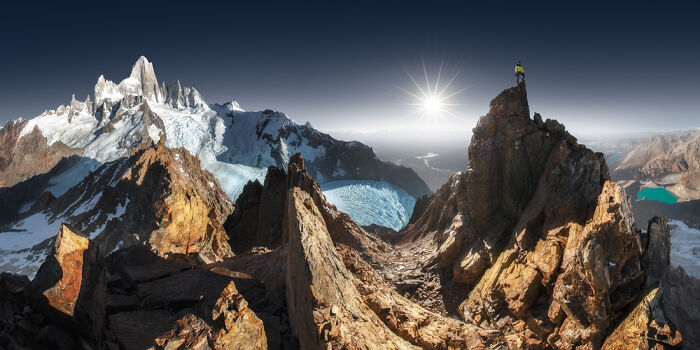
424, 96, 441, 112
397, 61, 466, 121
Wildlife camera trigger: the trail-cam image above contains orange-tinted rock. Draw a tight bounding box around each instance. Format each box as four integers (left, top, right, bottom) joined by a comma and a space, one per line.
210, 281, 268, 349
285, 188, 417, 349
29, 224, 106, 340
602, 287, 681, 349
53, 140, 234, 263
152, 283, 269, 350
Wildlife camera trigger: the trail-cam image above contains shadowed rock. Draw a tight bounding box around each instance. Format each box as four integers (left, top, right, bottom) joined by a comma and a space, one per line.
29, 224, 106, 340
602, 287, 681, 349
285, 187, 416, 349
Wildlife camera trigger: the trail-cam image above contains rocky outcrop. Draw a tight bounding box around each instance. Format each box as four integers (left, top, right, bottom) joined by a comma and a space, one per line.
662, 266, 700, 347
224, 166, 287, 253
285, 187, 416, 349
602, 287, 681, 349
162, 80, 207, 110
402, 82, 608, 289
104, 245, 271, 349
41, 140, 234, 264
459, 182, 651, 348
129, 56, 163, 102
393, 82, 685, 348
0, 119, 28, 171
0, 122, 80, 188
151, 281, 268, 349
645, 216, 671, 286
29, 224, 106, 340
408, 194, 431, 225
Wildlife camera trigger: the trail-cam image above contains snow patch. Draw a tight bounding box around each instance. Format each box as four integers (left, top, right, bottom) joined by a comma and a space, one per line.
46, 158, 101, 196
0, 212, 63, 251
147, 124, 162, 142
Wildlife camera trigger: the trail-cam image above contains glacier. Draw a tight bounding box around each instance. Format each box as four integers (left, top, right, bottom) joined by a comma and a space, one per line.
4, 56, 426, 252
321, 180, 416, 230
670, 220, 700, 278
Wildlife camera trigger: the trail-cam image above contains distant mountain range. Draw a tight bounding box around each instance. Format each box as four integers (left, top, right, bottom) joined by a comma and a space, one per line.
0, 57, 431, 275
0, 56, 429, 223
614, 129, 700, 201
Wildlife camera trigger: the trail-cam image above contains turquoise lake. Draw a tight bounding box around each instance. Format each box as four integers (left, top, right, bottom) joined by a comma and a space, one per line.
636, 187, 678, 204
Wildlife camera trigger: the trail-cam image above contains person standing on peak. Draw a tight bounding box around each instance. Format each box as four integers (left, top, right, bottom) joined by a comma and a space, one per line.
515, 61, 525, 83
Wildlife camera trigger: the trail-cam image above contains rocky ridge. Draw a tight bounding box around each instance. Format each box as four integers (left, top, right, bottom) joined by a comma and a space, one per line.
1, 82, 699, 349
0, 139, 234, 276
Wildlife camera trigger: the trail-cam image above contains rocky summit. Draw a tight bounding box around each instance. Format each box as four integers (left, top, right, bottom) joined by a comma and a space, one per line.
1, 82, 699, 349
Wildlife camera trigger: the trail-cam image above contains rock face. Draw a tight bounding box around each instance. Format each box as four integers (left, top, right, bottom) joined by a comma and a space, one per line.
21, 140, 235, 267
285, 187, 416, 349
403, 82, 608, 288
129, 56, 163, 102
394, 82, 685, 348
460, 182, 650, 348
224, 166, 288, 253
29, 224, 106, 340
662, 266, 700, 347
602, 287, 681, 349
0, 122, 80, 188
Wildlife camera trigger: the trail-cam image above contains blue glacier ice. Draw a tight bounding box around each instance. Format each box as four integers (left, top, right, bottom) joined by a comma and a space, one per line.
321, 180, 416, 231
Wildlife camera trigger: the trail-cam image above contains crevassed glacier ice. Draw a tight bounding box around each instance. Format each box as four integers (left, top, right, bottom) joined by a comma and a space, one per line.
670, 220, 700, 278
321, 180, 416, 231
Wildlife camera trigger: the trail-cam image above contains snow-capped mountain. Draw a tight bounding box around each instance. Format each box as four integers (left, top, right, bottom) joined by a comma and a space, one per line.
2, 57, 428, 199
0, 57, 431, 274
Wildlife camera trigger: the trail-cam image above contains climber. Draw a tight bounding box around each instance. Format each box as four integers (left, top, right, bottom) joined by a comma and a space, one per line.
515, 61, 525, 83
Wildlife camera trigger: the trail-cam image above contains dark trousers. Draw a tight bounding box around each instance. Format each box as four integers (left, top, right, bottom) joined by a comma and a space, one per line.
516, 72, 525, 83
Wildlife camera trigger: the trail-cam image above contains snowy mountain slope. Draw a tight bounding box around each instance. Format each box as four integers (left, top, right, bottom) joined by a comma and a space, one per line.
0, 56, 430, 233
1, 141, 235, 277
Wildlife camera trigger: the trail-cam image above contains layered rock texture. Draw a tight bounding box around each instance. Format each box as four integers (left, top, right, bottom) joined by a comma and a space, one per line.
1, 82, 698, 349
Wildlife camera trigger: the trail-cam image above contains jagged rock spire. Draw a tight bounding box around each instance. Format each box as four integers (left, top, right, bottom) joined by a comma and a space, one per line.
129, 56, 161, 102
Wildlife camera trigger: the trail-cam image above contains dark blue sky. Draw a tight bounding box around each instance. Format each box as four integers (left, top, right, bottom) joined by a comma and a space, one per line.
1, 1, 698, 135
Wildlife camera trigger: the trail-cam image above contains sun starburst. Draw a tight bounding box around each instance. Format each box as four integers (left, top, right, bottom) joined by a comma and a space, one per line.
397, 60, 467, 122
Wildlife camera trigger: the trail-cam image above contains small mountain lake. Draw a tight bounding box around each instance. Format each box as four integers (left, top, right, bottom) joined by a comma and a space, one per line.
636, 187, 678, 204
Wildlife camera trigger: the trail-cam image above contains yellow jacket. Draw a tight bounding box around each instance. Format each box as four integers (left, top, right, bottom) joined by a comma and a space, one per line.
515, 65, 524, 73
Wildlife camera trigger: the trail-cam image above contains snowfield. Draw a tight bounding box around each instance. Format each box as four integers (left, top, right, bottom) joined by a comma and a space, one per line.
321, 180, 416, 230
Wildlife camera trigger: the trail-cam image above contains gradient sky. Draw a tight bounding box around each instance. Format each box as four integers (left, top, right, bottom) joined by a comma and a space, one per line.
1, 1, 699, 137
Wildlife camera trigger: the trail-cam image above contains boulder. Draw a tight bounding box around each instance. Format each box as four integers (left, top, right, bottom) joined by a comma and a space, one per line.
29, 224, 106, 340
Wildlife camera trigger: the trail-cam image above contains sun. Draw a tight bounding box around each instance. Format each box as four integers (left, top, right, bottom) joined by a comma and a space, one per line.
397, 61, 466, 121
424, 96, 442, 113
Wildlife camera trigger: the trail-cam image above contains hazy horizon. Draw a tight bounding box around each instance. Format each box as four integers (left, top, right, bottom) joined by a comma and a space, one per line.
1, 1, 699, 137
